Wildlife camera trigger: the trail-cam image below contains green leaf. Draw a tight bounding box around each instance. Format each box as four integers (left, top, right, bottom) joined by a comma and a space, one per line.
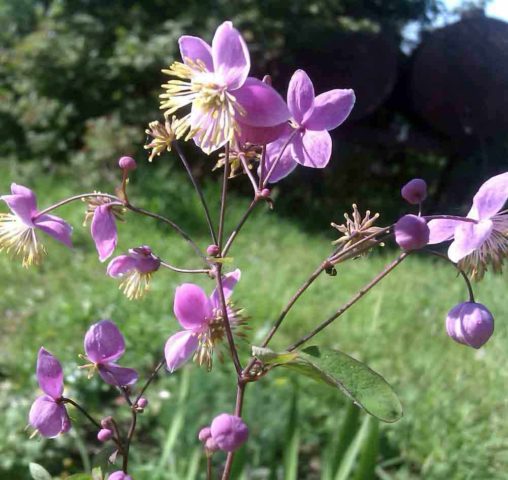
29, 463, 52, 480
277, 346, 403, 423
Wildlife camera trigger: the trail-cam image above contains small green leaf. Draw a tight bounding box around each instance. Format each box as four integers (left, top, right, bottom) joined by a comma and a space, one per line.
277, 346, 403, 423
252, 346, 298, 364
66, 475, 93, 480
29, 463, 52, 480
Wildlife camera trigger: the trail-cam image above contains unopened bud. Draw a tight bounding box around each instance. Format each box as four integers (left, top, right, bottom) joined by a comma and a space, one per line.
210, 413, 249, 452
198, 426, 212, 442
394, 214, 429, 250
100, 416, 113, 429
97, 428, 113, 442
137, 397, 148, 409
446, 302, 494, 348
401, 178, 427, 205
262, 74, 272, 85
205, 436, 219, 453
260, 188, 271, 198
118, 156, 137, 171
207, 244, 220, 256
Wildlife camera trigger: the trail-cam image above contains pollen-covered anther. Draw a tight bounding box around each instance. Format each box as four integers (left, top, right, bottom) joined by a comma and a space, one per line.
331, 204, 385, 262
144, 118, 177, 162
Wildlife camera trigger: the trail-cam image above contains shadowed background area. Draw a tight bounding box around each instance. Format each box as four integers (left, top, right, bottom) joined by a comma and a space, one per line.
1, 0, 508, 479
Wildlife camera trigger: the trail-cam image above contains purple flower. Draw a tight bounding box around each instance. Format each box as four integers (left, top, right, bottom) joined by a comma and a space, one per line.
401, 179, 428, 205
91, 204, 118, 262
98, 428, 113, 442
160, 21, 289, 154
446, 302, 494, 348
29, 348, 71, 438
83, 320, 138, 387
107, 246, 161, 299
109, 471, 132, 480
264, 70, 355, 182
428, 172, 508, 279
165, 269, 242, 372
210, 413, 249, 452
394, 215, 429, 251
0, 183, 72, 266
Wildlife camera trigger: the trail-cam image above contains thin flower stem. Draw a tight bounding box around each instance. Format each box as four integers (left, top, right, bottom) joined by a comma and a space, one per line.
207, 457, 212, 480
160, 261, 211, 275
173, 141, 218, 245
218, 142, 231, 250
423, 215, 477, 224
239, 153, 259, 193
62, 397, 102, 429
287, 252, 409, 351
221, 381, 247, 480
329, 225, 393, 262
134, 359, 165, 405
258, 145, 267, 189
122, 410, 137, 473
35, 193, 119, 217
214, 264, 242, 376
222, 199, 258, 257
125, 203, 207, 262
262, 129, 298, 188
424, 250, 475, 302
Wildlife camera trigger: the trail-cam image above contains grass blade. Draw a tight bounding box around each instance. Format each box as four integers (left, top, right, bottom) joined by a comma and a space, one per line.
283, 385, 300, 480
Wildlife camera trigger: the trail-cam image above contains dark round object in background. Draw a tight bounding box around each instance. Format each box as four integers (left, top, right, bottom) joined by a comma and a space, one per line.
280, 29, 398, 121
411, 15, 508, 139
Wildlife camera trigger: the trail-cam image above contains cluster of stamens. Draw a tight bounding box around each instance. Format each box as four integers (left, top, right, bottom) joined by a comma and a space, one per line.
144, 118, 177, 161
82, 194, 125, 226
0, 214, 44, 267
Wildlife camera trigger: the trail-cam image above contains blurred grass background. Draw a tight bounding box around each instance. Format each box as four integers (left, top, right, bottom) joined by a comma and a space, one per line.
0, 160, 507, 479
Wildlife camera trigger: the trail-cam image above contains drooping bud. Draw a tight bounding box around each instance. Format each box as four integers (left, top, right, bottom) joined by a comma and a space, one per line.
100, 417, 113, 429
401, 179, 427, 205
108, 471, 132, 480
97, 428, 113, 442
118, 156, 137, 171
137, 397, 148, 409
394, 214, 429, 250
210, 413, 249, 452
446, 302, 494, 348
206, 244, 220, 257
259, 188, 271, 198
198, 426, 212, 443
205, 436, 219, 453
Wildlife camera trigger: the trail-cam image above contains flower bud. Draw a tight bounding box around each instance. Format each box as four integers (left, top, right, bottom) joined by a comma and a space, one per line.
210, 413, 249, 452
118, 156, 137, 171
446, 302, 494, 348
205, 436, 219, 453
260, 188, 271, 198
100, 416, 113, 429
401, 178, 427, 205
137, 397, 148, 409
394, 214, 429, 250
206, 244, 220, 256
109, 471, 132, 480
97, 428, 113, 442
198, 426, 212, 442
262, 74, 272, 85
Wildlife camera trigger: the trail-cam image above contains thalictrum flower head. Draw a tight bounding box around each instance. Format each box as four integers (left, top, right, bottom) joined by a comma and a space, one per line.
144, 118, 177, 162
446, 302, 494, 348
107, 246, 161, 299
401, 178, 428, 205
29, 348, 71, 438
165, 269, 244, 371
428, 172, 508, 280
82, 320, 138, 387
160, 21, 289, 154
264, 69, 355, 182
210, 413, 249, 452
394, 214, 429, 251
0, 184, 72, 267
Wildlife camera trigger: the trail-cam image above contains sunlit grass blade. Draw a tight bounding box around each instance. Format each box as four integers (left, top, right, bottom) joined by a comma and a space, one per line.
283, 384, 300, 480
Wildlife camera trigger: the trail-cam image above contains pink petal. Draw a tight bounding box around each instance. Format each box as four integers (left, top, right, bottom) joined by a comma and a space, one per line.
34, 213, 73, 248
191, 104, 229, 154
164, 330, 199, 372
107, 255, 137, 278
91, 205, 117, 262
292, 129, 332, 168
36, 348, 64, 399
287, 70, 315, 125
1, 183, 38, 225
179, 35, 213, 71
304, 89, 355, 131
173, 283, 212, 331
467, 172, 508, 220
98, 363, 138, 387
262, 132, 298, 183
236, 121, 288, 146
233, 78, 290, 127
211, 269, 241, 309
29, 395, 70, 438
427, 219, 462, 244
212, 21, 250, 90
448, 219, 493, 263
84, 320, 126, 364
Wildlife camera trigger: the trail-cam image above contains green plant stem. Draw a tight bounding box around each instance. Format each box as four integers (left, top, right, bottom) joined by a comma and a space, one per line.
218, 142, 231, 250
134, 359, 165, 405
173, 141, 218, 245
287, 252, 408, 351
258, 145, 267, 189
122, 409, 138, 473
222, 199, 258, 257
35, 193, 119, 217
160, 261, 211, 275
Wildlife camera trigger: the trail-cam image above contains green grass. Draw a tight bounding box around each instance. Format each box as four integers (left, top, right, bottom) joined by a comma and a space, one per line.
0, 160, 507, 479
